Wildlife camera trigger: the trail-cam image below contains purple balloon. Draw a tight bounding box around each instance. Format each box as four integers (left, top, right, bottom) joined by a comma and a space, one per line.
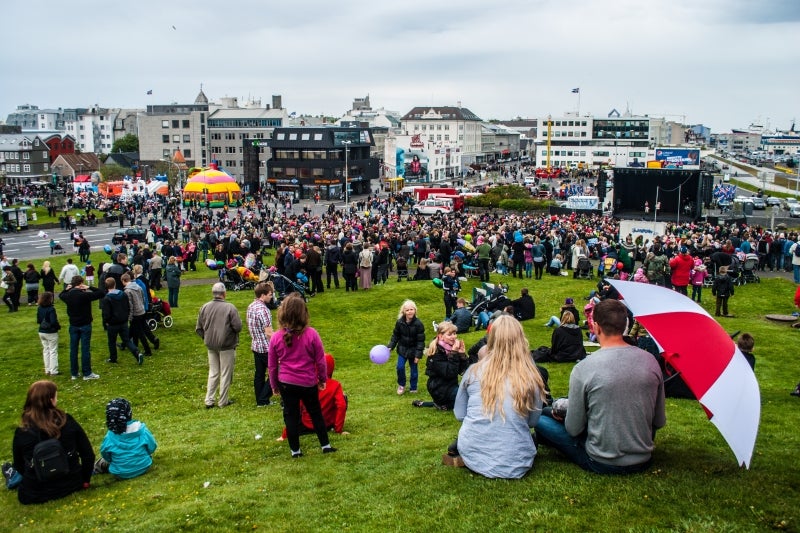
369, 345, 391, 364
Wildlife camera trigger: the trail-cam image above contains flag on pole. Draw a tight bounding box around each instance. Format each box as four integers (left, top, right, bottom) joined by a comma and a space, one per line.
571, 88, 580, 94
146, 90, 153, 95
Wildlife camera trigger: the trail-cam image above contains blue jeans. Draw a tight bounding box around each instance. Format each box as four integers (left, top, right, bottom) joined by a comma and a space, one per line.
69, 324, 93, 377
794, 264, 800, 284
544, 315, 560, 327
535, 414, 652, 474
396, 354, 419, 390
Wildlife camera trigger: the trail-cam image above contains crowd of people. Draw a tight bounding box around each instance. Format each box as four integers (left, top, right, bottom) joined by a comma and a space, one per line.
2, 181, 798, 503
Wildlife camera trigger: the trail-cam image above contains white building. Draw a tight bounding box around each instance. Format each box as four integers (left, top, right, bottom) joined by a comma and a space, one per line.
534, 111, 654, 169
62, 106, 115, 154
400, 106, 482, 169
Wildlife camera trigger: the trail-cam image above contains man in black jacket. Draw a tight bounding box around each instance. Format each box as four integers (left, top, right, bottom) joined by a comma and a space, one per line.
9, 258, 23, 311
512, 287, 536, 321
324, 242, 342, 289
59, 275, 105, 380
100, 277, 142, 365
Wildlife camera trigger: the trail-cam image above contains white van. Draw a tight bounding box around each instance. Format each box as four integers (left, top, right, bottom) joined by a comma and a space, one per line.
412, 198, 453, 216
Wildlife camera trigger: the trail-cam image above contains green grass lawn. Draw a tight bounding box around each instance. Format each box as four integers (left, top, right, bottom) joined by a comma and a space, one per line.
1, 253, 799, 532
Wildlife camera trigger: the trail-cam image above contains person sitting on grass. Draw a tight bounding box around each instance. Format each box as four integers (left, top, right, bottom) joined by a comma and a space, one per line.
94, 398, 157, 479
535, 311, 587, 363
444, 315, 547, 478
535, 299, 666, 474
511, 287, 535, 321
544, 298, 580, 328
412, 321, 469, 410
444, 297, 472, 333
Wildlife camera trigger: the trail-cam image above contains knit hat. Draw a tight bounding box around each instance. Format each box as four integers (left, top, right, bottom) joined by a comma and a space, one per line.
564, 298, 574, 305
680, 246, 688, 254
106, 398, 132, 435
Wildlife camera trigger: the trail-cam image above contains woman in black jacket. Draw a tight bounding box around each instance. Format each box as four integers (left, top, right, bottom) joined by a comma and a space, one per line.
341, 243, 359, 292
12, 380, 95, 504
39, 261, 58, 294
387, 300, 426, 395
547, 312, 586, 363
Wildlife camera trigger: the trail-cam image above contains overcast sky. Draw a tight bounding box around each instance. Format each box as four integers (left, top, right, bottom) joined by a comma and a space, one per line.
4, 0, 800, 133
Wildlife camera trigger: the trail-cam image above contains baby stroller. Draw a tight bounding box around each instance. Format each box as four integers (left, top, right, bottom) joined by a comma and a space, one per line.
575, 255, 593, 279
469, 282, 510, 328
269, 271, 308, 302
740, 253, 760, 285
395, 255, 409, 281
145, 298, 173, 331
52, 241, 65, 255
222, 267, 256, 292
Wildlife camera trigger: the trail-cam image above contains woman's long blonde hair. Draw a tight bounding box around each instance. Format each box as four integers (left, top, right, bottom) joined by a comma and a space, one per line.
469, 315, 545, 421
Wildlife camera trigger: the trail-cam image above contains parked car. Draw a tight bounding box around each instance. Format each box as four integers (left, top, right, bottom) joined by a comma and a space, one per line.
112, 226, 147, 244
766, 197, 782, 206
750, 197, 767, 210
783, 198, 799, 210
411, 198, 454, 216
790, 205, 800, 218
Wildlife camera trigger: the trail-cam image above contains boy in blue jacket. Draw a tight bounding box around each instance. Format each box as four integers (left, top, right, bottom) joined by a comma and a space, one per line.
95, 398, 157, 479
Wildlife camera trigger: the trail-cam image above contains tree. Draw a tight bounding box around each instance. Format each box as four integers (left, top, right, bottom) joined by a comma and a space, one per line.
99, 164, 129, 181
111, 134, 139, 153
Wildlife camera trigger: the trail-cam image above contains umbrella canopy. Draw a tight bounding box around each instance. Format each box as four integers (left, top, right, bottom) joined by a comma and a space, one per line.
608, 279, 760, 468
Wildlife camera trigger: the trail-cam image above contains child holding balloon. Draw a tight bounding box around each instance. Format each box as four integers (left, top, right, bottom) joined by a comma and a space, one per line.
387, 300, 426, 395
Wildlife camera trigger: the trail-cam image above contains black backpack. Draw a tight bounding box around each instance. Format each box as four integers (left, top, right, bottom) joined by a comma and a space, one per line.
31, 436, 70, 482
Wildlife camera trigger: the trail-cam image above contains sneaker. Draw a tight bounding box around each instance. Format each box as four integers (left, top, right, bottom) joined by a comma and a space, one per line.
2, 462, 13, 482
411, 400, 425, 407
92, 458, 109, 475
322, 446, 338, 454
71, 375, 79, 381
397, 385, 405, 395
291, 451, 303, 459
137, 353, 144, 365
83, 373, 100, 380
106, 358, 118, 363
409, 389, 418, 394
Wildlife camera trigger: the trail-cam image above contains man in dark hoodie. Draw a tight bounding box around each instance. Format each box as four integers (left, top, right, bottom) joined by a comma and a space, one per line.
59, 275, 105, 380
101, 277, 143, 365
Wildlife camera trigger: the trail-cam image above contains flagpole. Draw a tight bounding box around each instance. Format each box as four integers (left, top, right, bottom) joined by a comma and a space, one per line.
677, 184, 681, 225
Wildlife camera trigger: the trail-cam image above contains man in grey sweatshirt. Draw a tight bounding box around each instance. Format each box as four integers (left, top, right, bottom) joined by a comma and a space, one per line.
535, 299, 666, 474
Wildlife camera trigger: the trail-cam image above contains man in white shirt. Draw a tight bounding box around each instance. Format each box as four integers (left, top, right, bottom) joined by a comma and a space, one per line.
59, 258, 81, 291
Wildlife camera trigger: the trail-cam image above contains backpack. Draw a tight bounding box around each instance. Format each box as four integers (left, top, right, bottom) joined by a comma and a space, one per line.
794, 243, 800, 258
31, 437, 70, 482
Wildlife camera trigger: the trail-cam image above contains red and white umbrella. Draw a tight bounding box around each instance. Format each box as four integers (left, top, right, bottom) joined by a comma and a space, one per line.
608, 279, 760, 468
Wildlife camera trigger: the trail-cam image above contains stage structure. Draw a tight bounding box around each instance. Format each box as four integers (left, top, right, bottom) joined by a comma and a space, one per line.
611, 168, 713, 222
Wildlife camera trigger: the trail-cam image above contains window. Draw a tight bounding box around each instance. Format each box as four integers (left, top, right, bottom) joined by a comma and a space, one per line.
172, 120, 179, 128
44, 163, 49, 171
163, 149, 171, 157
226, 146, 236, 153
183, 135, 190, 142
211, 133, 221, 140
301, 133, 310, 140
22, 152, 30, 160
173, 135, 180, 142
182, 120, 190, 128
289, 133, 298, 140
314, 133, 323, 141
225, 133, 235, 140
184, 149, 191, 157
162, 134, 170, 143
162, 120, 169, 128
276, 133, 285, 140
23, 164, 30, 172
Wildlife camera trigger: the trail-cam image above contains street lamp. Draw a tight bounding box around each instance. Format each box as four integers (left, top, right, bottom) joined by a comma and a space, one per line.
342, 140, 352, 206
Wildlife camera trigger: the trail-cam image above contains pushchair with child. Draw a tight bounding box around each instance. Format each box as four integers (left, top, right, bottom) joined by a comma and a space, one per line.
145, 297, 173, 331
268, 270, 308, 302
